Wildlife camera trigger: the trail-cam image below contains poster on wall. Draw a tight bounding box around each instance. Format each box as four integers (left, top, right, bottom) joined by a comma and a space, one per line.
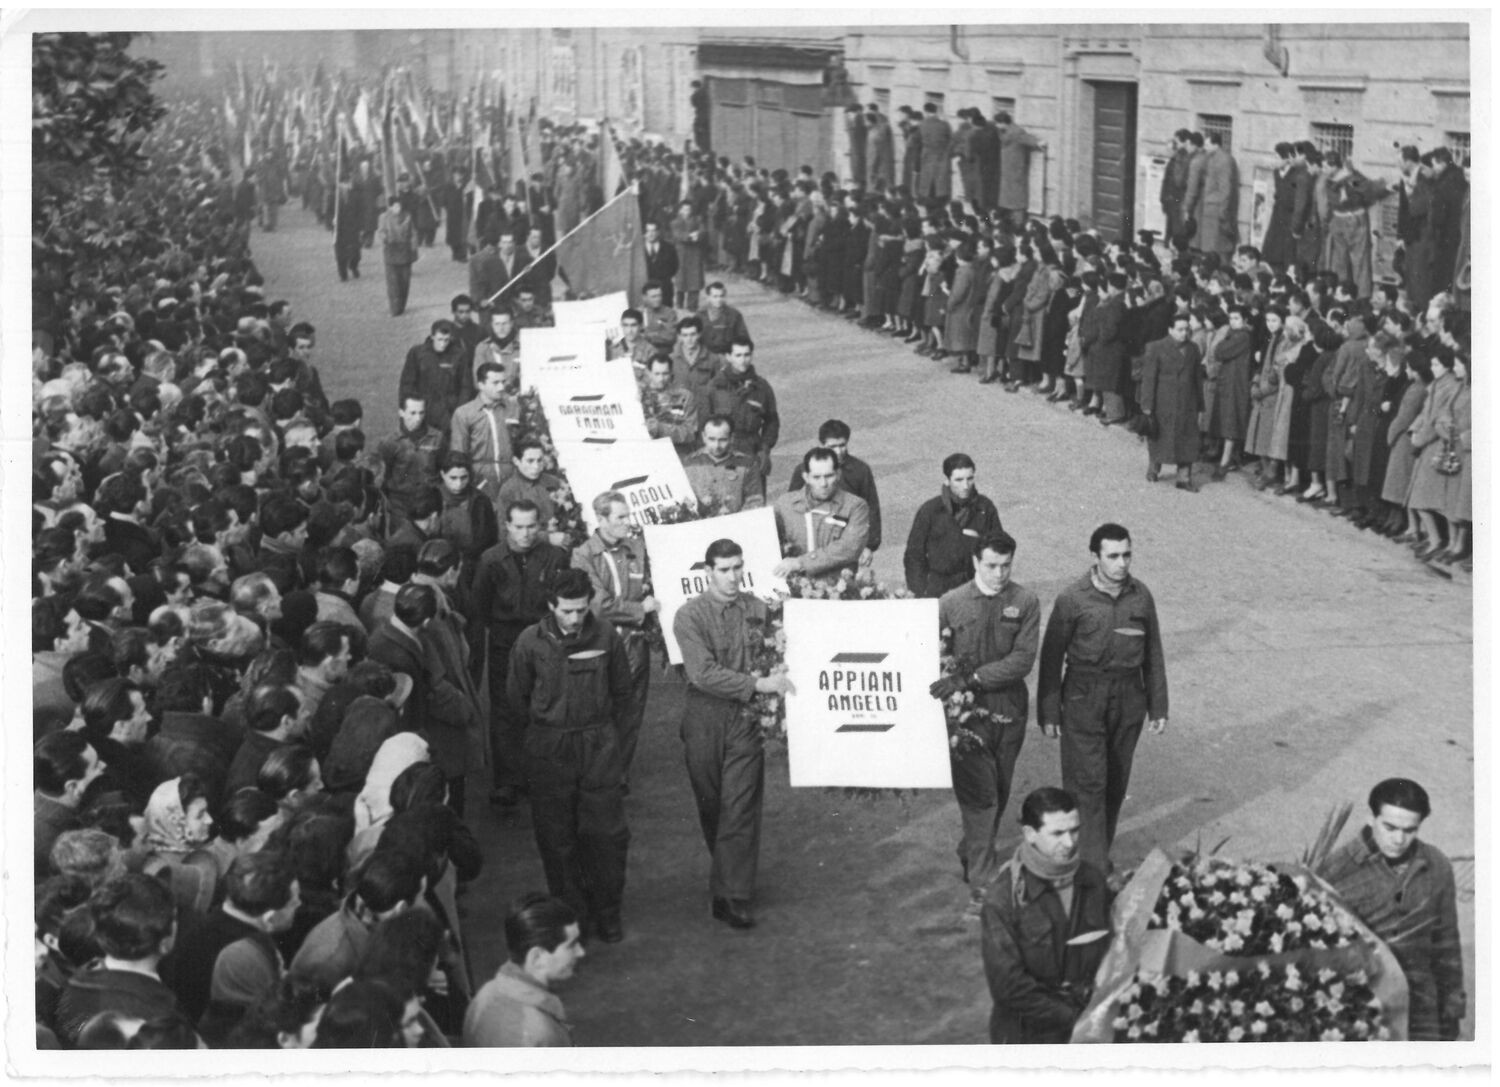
1140, 157, 1167, 236
1250, 165, 1275, 250
550, 42, 577, 117
781, 598, 952, 789
642, 507, 787, 665
619, 46, 645, 133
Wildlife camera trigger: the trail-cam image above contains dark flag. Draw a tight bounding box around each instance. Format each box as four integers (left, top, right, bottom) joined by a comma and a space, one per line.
553, 187, 649, 301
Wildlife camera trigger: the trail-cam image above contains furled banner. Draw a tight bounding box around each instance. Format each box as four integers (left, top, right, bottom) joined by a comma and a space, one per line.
518, 324, 608, 391
533, 359, 650, 443
551, 291, 630, 342
554, 437, 696, 532
642, 507, 787, 665
781, 598, 952, 788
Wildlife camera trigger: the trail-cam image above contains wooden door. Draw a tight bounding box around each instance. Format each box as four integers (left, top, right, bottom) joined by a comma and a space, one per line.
1091, 81, 1137, 242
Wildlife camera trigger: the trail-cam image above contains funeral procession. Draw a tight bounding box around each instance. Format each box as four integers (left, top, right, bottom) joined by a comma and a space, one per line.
20, 16, 1480, 1062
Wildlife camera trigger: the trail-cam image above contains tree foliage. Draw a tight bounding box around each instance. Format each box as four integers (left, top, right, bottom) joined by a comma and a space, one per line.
32, 32, 166, 228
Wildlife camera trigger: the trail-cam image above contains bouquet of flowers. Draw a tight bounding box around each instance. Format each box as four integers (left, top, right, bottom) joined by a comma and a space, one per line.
937, 626, 1005, 757
546, 479, 590, 551
1112, 960, 1390, 1042
511, 392, 558, 467
1149, 857, 1360, 955
1071, 848, 1410, 1042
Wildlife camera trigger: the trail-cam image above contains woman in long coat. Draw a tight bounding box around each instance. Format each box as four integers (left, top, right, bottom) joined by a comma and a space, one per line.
1209, 307, 1254, 480
1350, 335, 1396, 519
966, 237, 995, 351
943, 243, 981, 368
919, 236, 950, 357
1140, 316, 1204, 486
1297, 325, 1340, 500
802, 193, 828, 303
1041, 270, 1075, 395
672, 199, 708, 309
974, 249, 1007, 364
1381, 352, 1429, 536
1244, 309, 1285, 484
875, 215, 905, 328
1277, 318, 1319, 494
1018, 258, 1063, 393
979, 247, 1020, 383
1443, 357, 1471, 563
896, 221, 926, 336
1404, 349, 1463, 558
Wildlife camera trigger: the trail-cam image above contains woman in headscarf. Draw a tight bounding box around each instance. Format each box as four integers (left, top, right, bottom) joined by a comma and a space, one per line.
140, 774, 219, 921
347, 733, 430, 869
1244, 307, 1286, 488
1268, 313, 1318, 496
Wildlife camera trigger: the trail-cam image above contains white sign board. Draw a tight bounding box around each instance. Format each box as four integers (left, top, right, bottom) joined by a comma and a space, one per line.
555, 437, 697, 532
534, 359, 650, 443
643, 506, 787, 665
552, 291, 630, 342
519, 324, 608, 391
782, 598, 952, 789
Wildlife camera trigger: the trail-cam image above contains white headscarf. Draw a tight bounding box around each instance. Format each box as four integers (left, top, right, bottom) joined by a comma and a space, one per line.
354, 733, 430, 834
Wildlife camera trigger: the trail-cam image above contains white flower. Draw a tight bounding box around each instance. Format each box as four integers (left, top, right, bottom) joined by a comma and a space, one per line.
1127, 1002, 1143, 1022
1275, 903, 1295, 921
1351, 1020, 1370, 1037
1256, 961, 1273, 979
1329, 982, 1345, 999
1304, 913, 1324, 931
1250, 883, 1271, 901
1228, 1026, 1246, 1042
1326, 998, 1343, 1015
1185, 970, 1201, 988
1317, 968, 1337, 984
1207, 999, 1226, 1015
1207, 890, 1226, 906
1250, 1020, 1267, 1036
1269, 933, 1284, 954
1254, 1001, 1275, 1017
1377, 1026, 1391, 1040
1224, 970, 1240, 988
1127, 1025, 1142, 1040
1229, 1000, 1246, 1018
1287, 920, 1303, 935
1288, 996, 1304, 1012
1320, 1028, 1345, 1042
1113, 1016, 1130, 1030
1235, 869, 1254, 887
1188, 906, 1206, 921
1293, 874, 1310, 891
1222, 933, 1244, 952
1182, 1029, 1201, 1043
1207, 972, 1223, 991
1141, 1021, 1159, 1037
1189, 999, 1205, 1015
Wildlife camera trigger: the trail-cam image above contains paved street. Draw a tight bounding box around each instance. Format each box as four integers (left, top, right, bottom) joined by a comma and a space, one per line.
253, 205, 1474, 1045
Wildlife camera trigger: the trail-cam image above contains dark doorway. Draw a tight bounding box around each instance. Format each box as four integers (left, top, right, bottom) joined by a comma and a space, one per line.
1090, 81, 1137, 242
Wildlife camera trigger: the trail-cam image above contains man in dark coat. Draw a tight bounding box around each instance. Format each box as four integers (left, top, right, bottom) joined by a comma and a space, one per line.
1159, 130, 1192, 248
903, 453, 1004, 598
981, 788, 1111, 1044
1139, 314, 1204, 491
642, 220, 680, 307
398, 320, 468, 435
844, 105, 868, 187
970, 114, 1001, 212
866, 105, 896, 190
333, 180, 363, 281
916, 102, 953, 201
1425, 148, 1469, 298
1081, 274, 1129, 423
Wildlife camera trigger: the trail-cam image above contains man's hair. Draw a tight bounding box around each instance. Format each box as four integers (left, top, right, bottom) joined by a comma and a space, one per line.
317, 548, 359, 590
1089, 522, 1131, 555
676, 315, 703, 333
1020, 787, 1079, 830
230, 572, 279, 616
942, 452, 976, 478
706, 281, 726, 294
354, 848, 425, 914
503, 891, 578, 965
476, 361, 505, 384
591, 490, 627, 519
505, 499, 541, 523
246, 684, 300, 734
704, 538, 743, 566
224, 850, 297, 915
817, 419, 852, 443
218, 788, 282, 844
89, 874, 176, 960
701, 413, 734, 435
258, 746, 320, 800
727, 334, 754, 354
394, 582, 437, 628
546, 568, 593, 605
355, 908, 445, 1000
451, 294, 474, 312
1368, 778, 1432, 820
50, 828, 118, 886
408, 487, 443, 521
430, 319, 455, 336
299, 622, 349, 669
259, 495, 308, 539
80, 677, 141, 741
974, 531, 1017, 561
802, 446, 839, 474
621, 307, 643, 324
415, 539, 461, 577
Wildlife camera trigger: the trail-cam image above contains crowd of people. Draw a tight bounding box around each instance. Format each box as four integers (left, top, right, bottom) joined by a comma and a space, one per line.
30, 68, 1471, 1054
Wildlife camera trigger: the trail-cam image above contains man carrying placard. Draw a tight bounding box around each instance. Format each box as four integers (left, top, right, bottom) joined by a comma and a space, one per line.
572, 491, 659, 787
771, 447, 870, 580
672, 538, 795, 929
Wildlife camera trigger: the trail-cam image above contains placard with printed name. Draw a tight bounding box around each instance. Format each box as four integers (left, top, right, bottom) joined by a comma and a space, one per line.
782, 598, 952, 788
519, 324, 608, 390
642, 506, 787, 665
534, 359, 650, 443
555, 436, 697, 534
551, 291, 630, 342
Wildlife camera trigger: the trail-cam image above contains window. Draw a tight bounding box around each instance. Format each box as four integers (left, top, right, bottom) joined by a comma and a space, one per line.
1310, 122, 1354, 163
874, 87, 891, 114
1446, 131, 1470, 168
1197, 114, 1233, 152
924, 91, 945, 111
992, 96, 1017, 120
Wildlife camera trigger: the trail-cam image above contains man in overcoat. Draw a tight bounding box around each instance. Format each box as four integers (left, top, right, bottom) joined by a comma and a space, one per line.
1139, 314, 1204, 491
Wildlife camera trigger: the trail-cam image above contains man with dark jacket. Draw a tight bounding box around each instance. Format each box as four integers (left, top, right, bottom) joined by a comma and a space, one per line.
904, 453, 1005, 598
145, 664, 245, 809
508, 568, 634, 943
787, 419, 881, 555
469, 500, 569, 808
705, 337, 779, 482
980, 788, 1111, 1044
1160, 129, 1193, 248
1425, 148, 1469, 298
642, 221, 680, 306
398, 320, 469, 435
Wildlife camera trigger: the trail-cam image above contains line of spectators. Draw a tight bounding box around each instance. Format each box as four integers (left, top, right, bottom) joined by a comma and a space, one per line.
32, 100, 589, 1050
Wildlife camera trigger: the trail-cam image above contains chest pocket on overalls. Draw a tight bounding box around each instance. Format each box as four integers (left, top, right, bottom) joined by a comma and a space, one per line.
1110, 610, 1149, 670
565, 650, 610, 720
824, 515, 848, 542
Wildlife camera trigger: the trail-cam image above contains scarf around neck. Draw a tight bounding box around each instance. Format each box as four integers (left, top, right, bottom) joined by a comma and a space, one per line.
1017, 840, 1081, 890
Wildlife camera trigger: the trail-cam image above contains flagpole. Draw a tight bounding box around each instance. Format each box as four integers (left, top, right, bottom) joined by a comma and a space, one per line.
484, 181, 638, 308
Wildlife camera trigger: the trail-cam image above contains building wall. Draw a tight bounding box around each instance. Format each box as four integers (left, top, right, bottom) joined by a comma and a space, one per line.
845, 23, 1470, 241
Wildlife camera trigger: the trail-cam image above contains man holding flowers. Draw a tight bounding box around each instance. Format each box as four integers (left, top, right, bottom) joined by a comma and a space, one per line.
980, 788, 1111, 1043
929, 531, 1040, 920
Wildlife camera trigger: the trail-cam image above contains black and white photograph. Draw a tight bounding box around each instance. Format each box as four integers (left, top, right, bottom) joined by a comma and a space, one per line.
4, 7, 1486, 1075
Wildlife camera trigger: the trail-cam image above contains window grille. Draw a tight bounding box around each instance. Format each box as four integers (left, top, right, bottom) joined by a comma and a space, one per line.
1310, 122, 1354, 163
1197, 114, 1234, 153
